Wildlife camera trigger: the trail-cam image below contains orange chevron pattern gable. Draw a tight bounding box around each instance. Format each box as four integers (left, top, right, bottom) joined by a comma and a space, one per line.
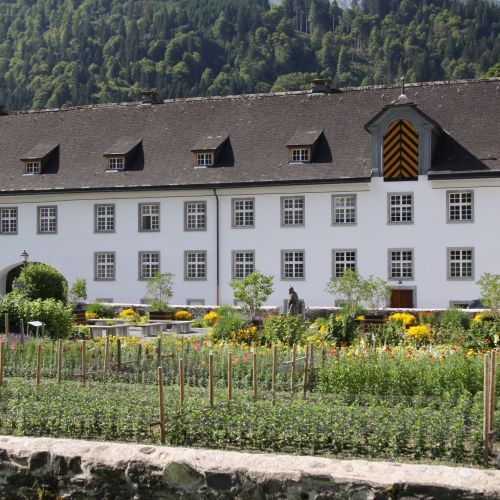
383, 119, 419, 180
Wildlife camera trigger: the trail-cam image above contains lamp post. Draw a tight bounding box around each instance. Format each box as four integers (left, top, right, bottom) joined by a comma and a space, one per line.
20, 250, 29, 269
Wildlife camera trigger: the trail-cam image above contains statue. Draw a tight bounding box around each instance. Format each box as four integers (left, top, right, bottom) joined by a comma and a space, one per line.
288, 286, 299, 316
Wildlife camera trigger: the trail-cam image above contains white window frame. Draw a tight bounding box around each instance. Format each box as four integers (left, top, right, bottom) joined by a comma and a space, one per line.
281, 250, 305, 280
25, 161, 41, 174
232, 250, 255, 279
388, 248, 414, 281
195, 152, 214, 167
281, 196, 305, 227
0, 207, 18, 234
232, 198, 255, 228
332, 194, 357, 225
95, 204, 115, 233
447, 190, 473, 223
290, 148, 310, 162
447, 248, 474, 280
184, 251, 207, 280
184, 201, 207, 231
138, 251, 160, 280
107, 156, 125, 171
388, 192, 413, 224
37, 206, 57, 234
139, 203, 160, 232
94, 252, 116, 281
332, 249, 357, 278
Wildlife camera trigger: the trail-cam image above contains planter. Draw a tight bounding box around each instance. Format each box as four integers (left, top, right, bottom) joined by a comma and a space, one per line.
73, 307, 86, 325
150, 311, 174, 321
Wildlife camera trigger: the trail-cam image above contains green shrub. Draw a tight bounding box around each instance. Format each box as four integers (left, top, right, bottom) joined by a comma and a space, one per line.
15, 263, 67, 302
0, 292, 72, 338
86, 302, 115, 318
210, 306, 249, 342
262, 315, 310, 346
439, 308, 470, 337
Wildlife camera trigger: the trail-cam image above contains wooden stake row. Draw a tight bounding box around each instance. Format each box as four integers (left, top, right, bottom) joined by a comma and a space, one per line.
484, 351, 498, 462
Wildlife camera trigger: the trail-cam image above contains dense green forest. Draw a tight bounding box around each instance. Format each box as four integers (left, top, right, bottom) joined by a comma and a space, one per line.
0, 0, 499, 111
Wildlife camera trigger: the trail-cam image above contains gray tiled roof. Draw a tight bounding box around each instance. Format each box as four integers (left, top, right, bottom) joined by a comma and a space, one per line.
103, 137, 142, 156
0, 78, 499, 194
20, 143, 59, 161
192, 134, 228, 151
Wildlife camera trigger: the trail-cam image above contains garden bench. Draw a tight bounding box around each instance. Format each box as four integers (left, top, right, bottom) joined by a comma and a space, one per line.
86, 324, 129, 339
166, 320, 193, 334
127, 323, 163, 337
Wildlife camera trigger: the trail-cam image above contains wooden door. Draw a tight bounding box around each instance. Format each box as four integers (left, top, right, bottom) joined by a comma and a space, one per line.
390, 289, 413, 308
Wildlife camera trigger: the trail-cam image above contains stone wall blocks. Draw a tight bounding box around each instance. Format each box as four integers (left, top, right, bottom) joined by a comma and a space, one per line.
163, 461, 206, 492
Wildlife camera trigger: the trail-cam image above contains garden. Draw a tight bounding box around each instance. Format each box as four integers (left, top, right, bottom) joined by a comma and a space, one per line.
0, 265, 499, 467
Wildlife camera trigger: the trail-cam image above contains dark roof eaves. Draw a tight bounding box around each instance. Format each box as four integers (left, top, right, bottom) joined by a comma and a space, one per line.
427, 170, 500, 180
0, 177, 372, 196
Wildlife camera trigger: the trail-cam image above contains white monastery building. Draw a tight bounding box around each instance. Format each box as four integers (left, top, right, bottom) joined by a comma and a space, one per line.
0, 78, 499, 309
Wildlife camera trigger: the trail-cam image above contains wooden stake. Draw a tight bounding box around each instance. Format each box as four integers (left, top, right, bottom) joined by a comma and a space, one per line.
252, 350, 258, 400
81, 340, 87, 386
137, 343, 142, 370
321, 341, 326, 365
179, 358, 185, 414
157, 336, 162, 368
57, 339, 63, 383
303, 344, 310, 400
483, 353, 491, 462
103, 337, 110, 378
117, 337, 122, 370
271, 345, 277, 404
36, 344, 42, 386
489, 350, 497, 434
157, 367, 166, 444
4, 313, 8, 336
291, 344, 296, 395
227, 351, 233, 401
20, 319, 24, 337
0, 341, 4, 386
208, 352, 214, 406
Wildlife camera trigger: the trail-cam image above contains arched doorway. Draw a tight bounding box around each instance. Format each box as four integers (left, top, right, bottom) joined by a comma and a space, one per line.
5, 265, 24, 293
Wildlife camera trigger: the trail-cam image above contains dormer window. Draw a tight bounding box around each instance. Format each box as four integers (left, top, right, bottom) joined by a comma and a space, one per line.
195, 152, 214, 167
107, 156, 125, 171
287, 129, 322, 163
291, 148, 310, 162
103, 137, 142, 172
20, 143, 59, 175
25, 161, 41, 174
192, 134, 228, 168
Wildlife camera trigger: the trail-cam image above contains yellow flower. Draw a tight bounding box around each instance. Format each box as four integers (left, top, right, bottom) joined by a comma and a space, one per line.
406, 325, 431, 341
204, 311, 219, 325
119, 308, 140, 320
174, 310, 192, 320
388, 312, 417, 327
85, 311, 97, 319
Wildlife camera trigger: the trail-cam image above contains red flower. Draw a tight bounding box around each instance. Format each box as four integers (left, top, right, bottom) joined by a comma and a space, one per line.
193, 341, 201, 351
484, 338, 491, 344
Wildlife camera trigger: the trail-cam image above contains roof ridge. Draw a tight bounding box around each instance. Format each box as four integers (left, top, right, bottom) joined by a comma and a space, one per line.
3, 77, 500, 116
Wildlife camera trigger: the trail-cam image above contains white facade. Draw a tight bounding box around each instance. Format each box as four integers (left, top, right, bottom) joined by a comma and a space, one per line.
1, 175, 499, 309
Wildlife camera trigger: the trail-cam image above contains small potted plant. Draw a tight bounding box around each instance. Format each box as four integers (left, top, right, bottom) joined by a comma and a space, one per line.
145, 272, 175, 321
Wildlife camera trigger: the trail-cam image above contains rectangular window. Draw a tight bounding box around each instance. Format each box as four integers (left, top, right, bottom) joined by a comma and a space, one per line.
139, 252, 160, 279
448, 191, 473, 222
448, 248, 474, 279
332, 195, 356, 225
282, 250, 305, 280
25, 161, 41, 174
95, 252, 116, 280
333, 249, 357, 278
290, 148, 310, 162
232, 198, 255, 228
281, 197, 305, 226
185, 251, 207, 280
184, 201, 207, 231
195, 152, 214, 167
187, 299, 205, 306
38, 206, 57, 233
0, 207, 17, 234
389, 249, 414, 280
95, 204, 115, 232
139, 203, 160, 231
388, 193, 413, 223
107, 157, 125, 171
233, 251, 255, 279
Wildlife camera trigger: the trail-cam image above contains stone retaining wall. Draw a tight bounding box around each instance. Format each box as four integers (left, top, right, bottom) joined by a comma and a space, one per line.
0, 436, 499, 499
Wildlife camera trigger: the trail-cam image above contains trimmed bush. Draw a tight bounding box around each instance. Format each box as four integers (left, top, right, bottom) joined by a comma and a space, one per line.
262, 315, 310, 346
86, 302, 115, 319
16, 263, 67, 302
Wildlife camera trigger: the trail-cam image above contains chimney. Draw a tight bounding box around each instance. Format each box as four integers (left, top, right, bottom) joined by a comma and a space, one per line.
141, 89, 158, 105
311, 78, 341, 94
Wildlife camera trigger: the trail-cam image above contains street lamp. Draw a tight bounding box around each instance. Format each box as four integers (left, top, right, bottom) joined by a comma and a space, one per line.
20, 250, 29, 268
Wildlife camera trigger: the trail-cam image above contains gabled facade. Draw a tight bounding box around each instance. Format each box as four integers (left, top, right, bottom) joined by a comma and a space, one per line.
0, 79, 499, 308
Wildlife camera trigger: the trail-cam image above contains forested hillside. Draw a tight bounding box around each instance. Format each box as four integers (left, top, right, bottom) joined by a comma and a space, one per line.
0, 0, 499, 111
